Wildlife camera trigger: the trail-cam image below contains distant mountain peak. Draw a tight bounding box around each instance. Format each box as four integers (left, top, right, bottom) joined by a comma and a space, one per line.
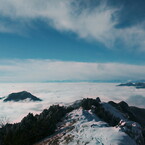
3, 91, 42, 102
117, 82, 145, 89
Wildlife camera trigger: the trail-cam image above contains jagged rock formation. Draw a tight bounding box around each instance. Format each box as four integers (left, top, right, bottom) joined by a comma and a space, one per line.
0, 98, 145, 145
3, 91, 42, 102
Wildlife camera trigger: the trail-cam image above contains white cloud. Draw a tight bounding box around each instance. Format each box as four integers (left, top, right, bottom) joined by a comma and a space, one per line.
0, 0, 145, 50
1, 82, 145, 123
0, 59, 145, 82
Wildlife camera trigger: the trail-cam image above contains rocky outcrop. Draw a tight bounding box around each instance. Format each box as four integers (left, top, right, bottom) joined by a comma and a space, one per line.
117, 120, 144, 145
3, 91, 42, 102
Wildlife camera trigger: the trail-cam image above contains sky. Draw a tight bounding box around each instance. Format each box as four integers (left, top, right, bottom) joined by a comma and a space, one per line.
0, 0, 145, 82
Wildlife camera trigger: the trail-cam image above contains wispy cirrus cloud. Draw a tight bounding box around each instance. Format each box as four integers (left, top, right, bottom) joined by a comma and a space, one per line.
0, 0, 145, 50
0, 59, 145, 82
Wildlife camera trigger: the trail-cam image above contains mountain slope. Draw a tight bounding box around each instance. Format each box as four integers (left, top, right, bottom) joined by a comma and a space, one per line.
35, 98, 145, 145
0, 97, 144, 145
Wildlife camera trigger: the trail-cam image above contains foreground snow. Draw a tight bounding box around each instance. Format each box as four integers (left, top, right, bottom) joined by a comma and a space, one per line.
36, 108, 137, 145
59, 109, 136, 145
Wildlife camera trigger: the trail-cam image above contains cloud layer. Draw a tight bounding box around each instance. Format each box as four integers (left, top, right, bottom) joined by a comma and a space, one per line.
1, 82, 145, 123
0, 59, 145, 82
0, 0, 145, 50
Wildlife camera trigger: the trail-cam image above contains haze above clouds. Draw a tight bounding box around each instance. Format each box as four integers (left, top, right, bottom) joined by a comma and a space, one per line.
0, 59, 145, 82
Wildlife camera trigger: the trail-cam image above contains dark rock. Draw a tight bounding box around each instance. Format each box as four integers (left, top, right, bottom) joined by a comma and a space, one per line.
130, 106, 145, 127
3, 91, 42, 102
118, 101, 129, 110
109, 101, 138, 122
118, 120, 144, 145
108, 101, 119, 109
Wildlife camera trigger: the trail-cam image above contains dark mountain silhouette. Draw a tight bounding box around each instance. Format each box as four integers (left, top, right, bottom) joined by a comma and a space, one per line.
3, 91, 42, 102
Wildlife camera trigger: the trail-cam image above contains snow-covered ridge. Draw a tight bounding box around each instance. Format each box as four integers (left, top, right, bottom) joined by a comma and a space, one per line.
59, 108, 136, 145
35, 98, 145, 145
0, 97, 144, 145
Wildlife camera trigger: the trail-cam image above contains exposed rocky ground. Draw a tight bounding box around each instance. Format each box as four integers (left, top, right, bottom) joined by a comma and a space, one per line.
0, 97, 145, 145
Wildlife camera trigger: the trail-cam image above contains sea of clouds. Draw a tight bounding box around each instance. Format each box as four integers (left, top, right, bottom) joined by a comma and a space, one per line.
0, 82, 145, 123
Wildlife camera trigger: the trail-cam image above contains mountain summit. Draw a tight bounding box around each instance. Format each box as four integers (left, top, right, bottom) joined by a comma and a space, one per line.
3, 91, 42, 102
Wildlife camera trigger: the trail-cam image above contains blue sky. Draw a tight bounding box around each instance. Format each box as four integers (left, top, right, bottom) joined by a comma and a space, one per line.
0, 0, 145, 82
1, 23, 145, 65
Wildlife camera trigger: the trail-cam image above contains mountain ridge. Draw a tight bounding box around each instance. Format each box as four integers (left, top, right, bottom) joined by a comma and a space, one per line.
0, 97, 145, 145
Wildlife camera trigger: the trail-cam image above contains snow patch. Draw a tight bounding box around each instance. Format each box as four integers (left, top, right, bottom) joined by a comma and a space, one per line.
58, 108, 136, 145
